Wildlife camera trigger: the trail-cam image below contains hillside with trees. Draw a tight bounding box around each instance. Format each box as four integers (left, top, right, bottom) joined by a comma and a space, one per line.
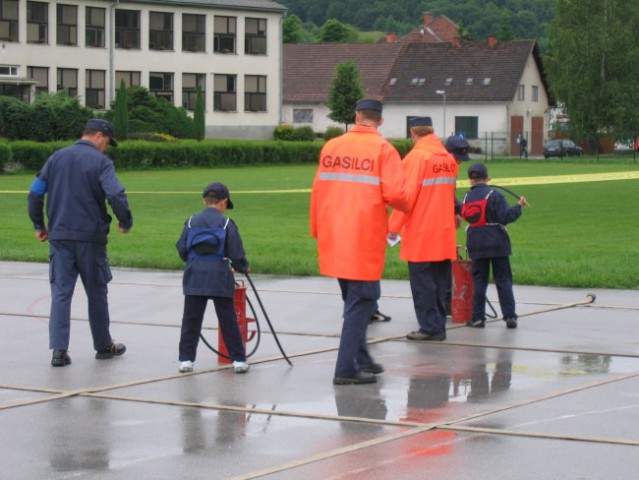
278, 0, 555, 51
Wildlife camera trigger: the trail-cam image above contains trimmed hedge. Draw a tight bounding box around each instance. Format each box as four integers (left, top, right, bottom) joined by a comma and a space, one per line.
2, 138, 414, 172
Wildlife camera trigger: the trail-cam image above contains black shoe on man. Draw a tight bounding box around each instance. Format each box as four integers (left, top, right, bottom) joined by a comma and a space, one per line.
360, 362, 384, 374
51, 350, 71, 367
406, 331, 446, 341
466, 318, 486, 328
370, 310, 391, 323
95, 342, 126, 359
333, 371, 377, 385
505, 317, 518, 329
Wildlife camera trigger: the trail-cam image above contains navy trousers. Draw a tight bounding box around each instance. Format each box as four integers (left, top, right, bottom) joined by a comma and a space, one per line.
179, 295, 246, 363
408, 260, 450, 336
334, 279, 378, 377
471, 256, 517, 320
48, 240, 113, 351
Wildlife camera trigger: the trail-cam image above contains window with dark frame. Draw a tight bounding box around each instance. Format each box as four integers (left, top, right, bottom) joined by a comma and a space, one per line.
518, 84, 525, 101
149, 72, 173, 102
86, 6, 105, 48
213, 74, 236, 111
56, 4, 77, 45
293, 109, 313, 124
454, 116, 478, 139
244, 75, 266, 112
182, 73, 205, 111
182, 13, 205, 52
115, 9, 140, 49
115, 70, 141, 87
245, 17, 266, 55
0, 0, 19, 42
532, 85, 539, 102
214, 15, 235, 53
85, 69, 105, 109
27, 1, 48, 44
27, 65, 49, 94
57, 67, 77, 97
149, 11, 173, 51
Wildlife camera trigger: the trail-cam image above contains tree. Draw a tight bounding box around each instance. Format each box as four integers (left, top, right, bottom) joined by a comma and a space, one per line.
283, 14, 305, 43
113, 79, 129, 141
193, 84, 205, 141
548, 0, 639, 149
497, 11, 515, 41
326, 61, 365, 130
319, 19, 356, 43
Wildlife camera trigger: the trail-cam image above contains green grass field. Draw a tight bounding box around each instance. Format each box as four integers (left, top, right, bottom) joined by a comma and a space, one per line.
2, 157, 638, 289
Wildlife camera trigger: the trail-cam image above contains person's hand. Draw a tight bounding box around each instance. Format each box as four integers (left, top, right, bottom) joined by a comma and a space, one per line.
35, 228, 48, 242
455, 214, 464, 229
518, 196, 529, 207
117, 225, 130, 233
387, 232, 399, 241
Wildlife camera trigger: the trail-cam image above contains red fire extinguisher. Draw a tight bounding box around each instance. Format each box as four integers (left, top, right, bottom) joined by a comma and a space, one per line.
451, 247, 474, 324
218, 281, 256, 363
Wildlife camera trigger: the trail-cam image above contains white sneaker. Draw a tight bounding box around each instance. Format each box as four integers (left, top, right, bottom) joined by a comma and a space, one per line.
232, 361, 249, 374
179, 360, 194, 373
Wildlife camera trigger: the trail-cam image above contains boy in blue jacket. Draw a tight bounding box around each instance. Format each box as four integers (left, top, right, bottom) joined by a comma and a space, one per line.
461, 163, 527, 329
176, 182, 250, 373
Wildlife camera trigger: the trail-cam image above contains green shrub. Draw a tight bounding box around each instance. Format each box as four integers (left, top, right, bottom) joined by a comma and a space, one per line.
0, 140, 10, 171
324, 126, 344, 141
273, 125, 296, 141
10, 140, 71, 170
292, 125, 316, 142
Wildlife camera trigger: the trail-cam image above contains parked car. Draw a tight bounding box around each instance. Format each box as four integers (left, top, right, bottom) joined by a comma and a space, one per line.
543, 139, 583, 158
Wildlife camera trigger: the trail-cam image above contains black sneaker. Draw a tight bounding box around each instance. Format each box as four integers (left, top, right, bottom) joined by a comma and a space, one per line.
51, 350, 71, 367
505, 317, 518, 329
360, 362, 384, 374
370, 310, 391, 323
406, 331, 446, 341
466, 318, 486, 328
333, 371, 377, 385
95, 342, 126, 359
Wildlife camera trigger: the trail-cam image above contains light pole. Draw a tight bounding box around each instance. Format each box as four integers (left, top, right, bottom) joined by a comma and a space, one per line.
436, 89, 446, 137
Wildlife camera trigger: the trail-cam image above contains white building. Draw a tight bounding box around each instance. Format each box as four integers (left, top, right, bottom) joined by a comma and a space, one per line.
0, 0, 286, 139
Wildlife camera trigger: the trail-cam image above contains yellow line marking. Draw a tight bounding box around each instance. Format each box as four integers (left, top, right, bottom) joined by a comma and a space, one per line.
3, 171, 639, 195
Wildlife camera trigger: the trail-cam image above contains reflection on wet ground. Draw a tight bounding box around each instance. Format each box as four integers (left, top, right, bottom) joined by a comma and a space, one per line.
1, 261, 639, 479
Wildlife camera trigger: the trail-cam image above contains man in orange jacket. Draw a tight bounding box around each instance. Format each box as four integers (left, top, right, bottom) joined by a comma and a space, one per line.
311, 98, 410, 385
388, 117, 458, 341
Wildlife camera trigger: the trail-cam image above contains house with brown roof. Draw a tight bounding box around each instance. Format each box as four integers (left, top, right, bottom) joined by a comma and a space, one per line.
283, 38, 551, 156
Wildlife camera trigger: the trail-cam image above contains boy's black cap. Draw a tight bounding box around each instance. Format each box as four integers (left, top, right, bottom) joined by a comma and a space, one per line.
468, 162, 488, 179
446, 136, 470, 162
86, 119, 117, 147
202, 182, 234, 209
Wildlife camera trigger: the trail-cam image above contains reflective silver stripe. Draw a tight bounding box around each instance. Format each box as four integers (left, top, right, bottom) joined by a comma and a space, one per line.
319, 172, 380, 185
422, 177, 457, 187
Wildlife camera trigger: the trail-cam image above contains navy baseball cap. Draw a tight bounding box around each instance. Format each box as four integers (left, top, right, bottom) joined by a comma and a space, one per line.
202, 182, 234, 209
468, 162, 488, 179
356, 98, 383, 112
446, 136, 470, 162
408, 116, 433, 128
86, 119, 117, 147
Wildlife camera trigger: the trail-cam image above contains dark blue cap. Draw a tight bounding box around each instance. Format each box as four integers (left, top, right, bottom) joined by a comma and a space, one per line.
356, 98, 383, 112
468, 162, 488, 179
86, 119, 117, 147
203, 182, 234, 209
446, 136, 470, 161
408, 116, 433, 128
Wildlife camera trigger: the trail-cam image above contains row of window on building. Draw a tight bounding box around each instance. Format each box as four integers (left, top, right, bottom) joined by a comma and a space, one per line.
0, 66, 267, 112
0, 1, 268, 55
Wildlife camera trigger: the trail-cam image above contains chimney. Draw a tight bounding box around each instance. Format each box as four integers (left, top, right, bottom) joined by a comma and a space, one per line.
385, 32, 397, 44
488, 36, 497, 47
423, 11, 432, 26
452, 36, 461, 47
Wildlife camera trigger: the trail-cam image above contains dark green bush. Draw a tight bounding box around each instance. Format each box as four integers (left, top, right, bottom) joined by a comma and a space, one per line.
273, 125, 296, 141
324, 126, 344, 141
292, 125, 316, 141
0, 140, 10, 171
10, 140, 71, 170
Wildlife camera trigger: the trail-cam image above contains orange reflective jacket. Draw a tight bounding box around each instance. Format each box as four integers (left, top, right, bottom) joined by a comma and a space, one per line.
388, 134, 458, 262
310, 125, 409, 280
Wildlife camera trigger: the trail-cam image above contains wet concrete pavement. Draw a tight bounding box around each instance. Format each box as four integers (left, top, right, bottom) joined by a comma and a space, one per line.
1, 260, 638, 479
